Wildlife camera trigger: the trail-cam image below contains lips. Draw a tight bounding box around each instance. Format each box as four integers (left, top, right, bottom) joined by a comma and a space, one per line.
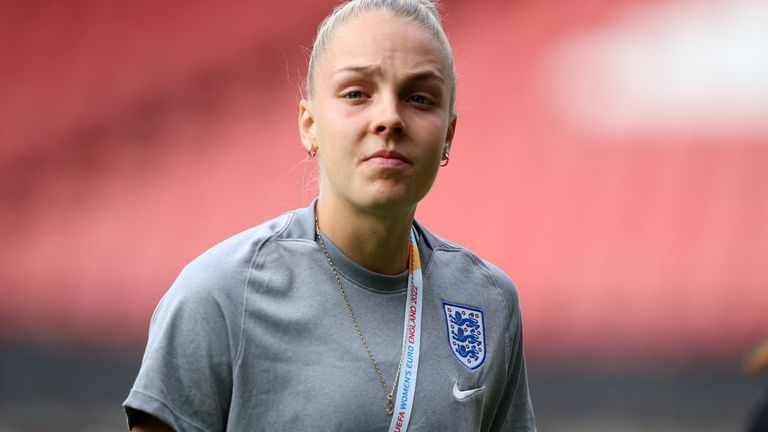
364, 149, 411, 166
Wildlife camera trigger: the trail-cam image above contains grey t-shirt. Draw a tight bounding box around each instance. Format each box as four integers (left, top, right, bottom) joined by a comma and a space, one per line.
124, 202, 536, 431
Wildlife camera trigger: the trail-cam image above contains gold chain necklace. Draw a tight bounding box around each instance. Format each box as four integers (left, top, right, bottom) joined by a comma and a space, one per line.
315, 216, 407, 415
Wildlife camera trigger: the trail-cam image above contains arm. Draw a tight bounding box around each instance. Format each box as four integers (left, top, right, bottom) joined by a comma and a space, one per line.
482, 265, 536, 431
489, 317, 536, 431
123, 257, 243, 432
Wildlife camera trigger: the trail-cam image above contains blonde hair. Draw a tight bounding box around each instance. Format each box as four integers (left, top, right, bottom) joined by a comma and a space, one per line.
306, 0, 456, 114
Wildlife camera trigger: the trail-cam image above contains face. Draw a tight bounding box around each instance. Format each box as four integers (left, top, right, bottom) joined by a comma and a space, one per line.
299, 10, 456, 217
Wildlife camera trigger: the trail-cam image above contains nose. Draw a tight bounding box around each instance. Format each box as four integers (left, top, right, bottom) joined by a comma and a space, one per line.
371, 96, 405, 137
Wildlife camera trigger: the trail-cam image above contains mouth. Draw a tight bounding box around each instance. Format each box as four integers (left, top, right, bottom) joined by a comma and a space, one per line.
363, 150, 411, 167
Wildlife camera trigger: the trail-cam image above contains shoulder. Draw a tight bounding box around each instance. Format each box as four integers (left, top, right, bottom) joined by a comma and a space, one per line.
159, 209, 300, 313
416, 222, 521, 309
185, 209, 296, 272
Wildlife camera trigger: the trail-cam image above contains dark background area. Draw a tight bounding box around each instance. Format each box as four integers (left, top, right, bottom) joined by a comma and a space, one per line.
1, 343, 764, 431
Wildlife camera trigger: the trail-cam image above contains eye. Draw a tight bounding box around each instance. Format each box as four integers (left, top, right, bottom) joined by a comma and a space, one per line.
343, 90, 365, 100
407, 94, 435, 106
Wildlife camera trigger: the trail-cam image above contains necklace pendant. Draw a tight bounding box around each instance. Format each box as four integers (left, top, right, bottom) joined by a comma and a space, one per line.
387, 393, 394, 415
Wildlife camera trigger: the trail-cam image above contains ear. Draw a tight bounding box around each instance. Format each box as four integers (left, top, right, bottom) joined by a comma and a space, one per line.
444, 113, 457, 156
299, 99, 317, 153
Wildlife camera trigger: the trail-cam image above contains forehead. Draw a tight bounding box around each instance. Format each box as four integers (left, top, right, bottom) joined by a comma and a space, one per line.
319, 11, 450, 82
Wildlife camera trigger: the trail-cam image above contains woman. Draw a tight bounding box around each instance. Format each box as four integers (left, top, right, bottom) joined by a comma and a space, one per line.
124, 0, 536, 430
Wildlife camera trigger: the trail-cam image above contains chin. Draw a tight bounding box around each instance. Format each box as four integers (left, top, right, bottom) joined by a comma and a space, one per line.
355, 189, 425, 216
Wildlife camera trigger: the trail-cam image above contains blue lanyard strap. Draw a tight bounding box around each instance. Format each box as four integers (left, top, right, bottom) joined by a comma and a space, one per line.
389, 227, 423, 432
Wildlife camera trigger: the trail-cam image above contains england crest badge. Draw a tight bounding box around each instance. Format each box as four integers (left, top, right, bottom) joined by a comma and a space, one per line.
443, 303, 486, 369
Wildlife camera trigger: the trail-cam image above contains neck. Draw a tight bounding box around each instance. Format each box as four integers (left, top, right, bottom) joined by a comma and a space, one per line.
316, 197, 415, 275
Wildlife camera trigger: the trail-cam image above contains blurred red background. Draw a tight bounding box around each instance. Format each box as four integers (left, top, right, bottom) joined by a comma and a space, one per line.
1, 0, 767, 369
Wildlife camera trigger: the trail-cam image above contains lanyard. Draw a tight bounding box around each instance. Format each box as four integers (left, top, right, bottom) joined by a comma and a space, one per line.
388, 227, 423, 432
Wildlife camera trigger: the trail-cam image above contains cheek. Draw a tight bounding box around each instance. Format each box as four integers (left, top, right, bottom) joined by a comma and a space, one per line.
414, 115, 450, 149
315, 116, 352, 174
316, 103, 361, 141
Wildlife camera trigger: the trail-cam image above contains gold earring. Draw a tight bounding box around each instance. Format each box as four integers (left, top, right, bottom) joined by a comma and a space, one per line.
307, 145, 317, 158
440, 152, 449, 167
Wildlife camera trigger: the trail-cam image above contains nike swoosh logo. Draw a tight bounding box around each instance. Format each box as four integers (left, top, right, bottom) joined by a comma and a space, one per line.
452, 382, 486, 401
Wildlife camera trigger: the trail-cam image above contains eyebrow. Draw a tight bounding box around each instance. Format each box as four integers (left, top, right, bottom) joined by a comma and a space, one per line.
409, 70, 446, 84
333, 65, 380, 76
332, 65, 445, 84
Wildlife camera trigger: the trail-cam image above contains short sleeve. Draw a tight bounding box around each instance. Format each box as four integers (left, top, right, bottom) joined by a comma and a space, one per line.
491, 311, 536, 431
123, 260, 244, 432
485, 265, 537, 431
